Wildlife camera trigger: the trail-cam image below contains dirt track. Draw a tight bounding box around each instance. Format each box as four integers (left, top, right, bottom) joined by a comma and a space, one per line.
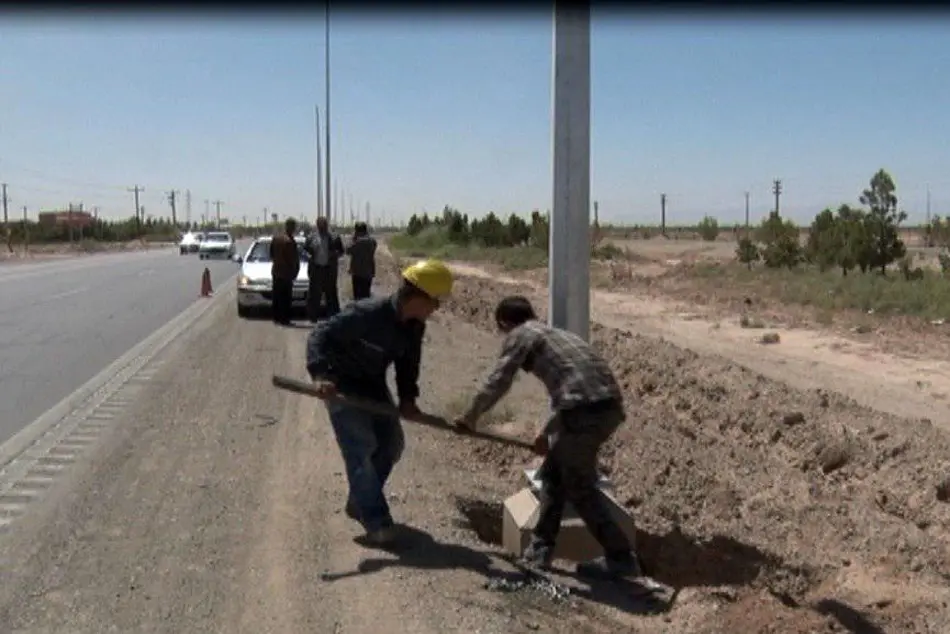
2, 250, 950, 633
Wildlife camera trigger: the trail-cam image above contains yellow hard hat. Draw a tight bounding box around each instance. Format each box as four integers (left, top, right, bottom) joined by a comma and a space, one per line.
401, 259, 454, 299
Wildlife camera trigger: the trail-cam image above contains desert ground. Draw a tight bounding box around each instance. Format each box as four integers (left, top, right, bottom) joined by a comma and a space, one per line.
381, 235, 950, 633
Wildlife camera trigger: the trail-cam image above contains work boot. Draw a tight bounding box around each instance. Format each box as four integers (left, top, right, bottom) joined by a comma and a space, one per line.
362, 525, 397, 548
520, 539, 553, 570
575, 553, 642, 581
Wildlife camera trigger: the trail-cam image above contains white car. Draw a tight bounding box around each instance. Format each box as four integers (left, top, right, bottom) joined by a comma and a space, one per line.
199, 231, 235, 260
179, 231, 202, 255
235, 236, 310, 318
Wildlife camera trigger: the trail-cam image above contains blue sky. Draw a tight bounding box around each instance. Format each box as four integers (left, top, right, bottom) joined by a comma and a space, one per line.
1, 12, 949, 226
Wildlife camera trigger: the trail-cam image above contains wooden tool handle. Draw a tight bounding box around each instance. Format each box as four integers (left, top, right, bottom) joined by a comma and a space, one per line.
272, 374, 534, 450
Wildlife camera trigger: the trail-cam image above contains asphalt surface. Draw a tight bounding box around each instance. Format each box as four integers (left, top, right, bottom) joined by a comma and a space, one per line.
0, 247, 244, 446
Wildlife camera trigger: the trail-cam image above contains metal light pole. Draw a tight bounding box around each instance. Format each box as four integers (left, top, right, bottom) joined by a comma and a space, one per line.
316, 104, 324, 220
548, 4, 591, 341
324, 2, 332, 227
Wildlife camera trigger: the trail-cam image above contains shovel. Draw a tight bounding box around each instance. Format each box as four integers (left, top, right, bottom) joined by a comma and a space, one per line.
272, 374, 534, 451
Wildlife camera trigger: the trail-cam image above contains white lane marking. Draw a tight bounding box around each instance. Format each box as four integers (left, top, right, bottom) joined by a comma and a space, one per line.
47, 287, 89, 301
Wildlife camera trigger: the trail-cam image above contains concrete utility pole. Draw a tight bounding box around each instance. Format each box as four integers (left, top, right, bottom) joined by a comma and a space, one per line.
166, 190, 178, 228
744, 191, 750, 232
549, 4, 591, 341
1, 183, 8, 226
316, 104, 324, 219
593, 200, 599, 226
22, 206, 28, 250
77, 201, 85, 243
213, 200, 223, 229
93, 206, 101, 240
926, 185, 932, 225
660, 193, 667, 236
365, 201, 371, 226
185, 189, 192, 227
772, 179, 783, 216
324, 2, 333, 226
334, 180, 339, 227
203, 199, 210, 226
128, 185, 144, 237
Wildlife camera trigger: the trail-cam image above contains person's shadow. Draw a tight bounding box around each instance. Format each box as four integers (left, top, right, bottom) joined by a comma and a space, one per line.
320, 524, 672, 616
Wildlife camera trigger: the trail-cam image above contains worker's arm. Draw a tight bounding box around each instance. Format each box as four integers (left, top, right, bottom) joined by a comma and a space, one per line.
461, 328, 534, 425
306, 302, 372, 381
394, 321, 425, 407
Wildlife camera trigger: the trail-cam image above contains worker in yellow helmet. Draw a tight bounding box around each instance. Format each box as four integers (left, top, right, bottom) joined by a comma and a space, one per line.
306, 259, 453, 547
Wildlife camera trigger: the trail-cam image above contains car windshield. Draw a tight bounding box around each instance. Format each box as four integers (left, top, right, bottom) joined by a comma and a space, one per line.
244, 240, 309, 263
205, 233, 230, 242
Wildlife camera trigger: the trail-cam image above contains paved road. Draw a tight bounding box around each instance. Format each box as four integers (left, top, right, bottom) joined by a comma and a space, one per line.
0, 282, 567, 634
0, 248, 244, 445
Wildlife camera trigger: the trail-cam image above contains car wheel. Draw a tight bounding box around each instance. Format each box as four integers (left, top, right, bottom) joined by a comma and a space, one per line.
237, 303, 251, 319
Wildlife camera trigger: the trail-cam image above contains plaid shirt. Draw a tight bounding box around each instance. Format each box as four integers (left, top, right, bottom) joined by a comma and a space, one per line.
464, 320, 623, 433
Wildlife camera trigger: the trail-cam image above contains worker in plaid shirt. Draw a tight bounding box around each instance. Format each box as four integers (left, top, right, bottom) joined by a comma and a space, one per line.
455, 295, 641, 581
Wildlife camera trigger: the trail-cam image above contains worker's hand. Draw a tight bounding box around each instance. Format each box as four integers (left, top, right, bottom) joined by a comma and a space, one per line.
311, 379, 337, 399
453, 414, 478, 433
532, 433, 550, 457
399, 401, 423, 420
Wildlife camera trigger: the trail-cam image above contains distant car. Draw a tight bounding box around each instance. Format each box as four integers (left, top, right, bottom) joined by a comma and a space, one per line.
198, 231, 235, 260
234, 236, 310, 318
179, 231, 202, 255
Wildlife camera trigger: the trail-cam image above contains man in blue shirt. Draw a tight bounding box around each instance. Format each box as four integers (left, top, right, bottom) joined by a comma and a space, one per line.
306, 259, 454, 546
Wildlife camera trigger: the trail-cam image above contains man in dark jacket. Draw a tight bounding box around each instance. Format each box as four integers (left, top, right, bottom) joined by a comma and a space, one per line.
346, 222, 377, 300
306, 259, 453, 546
269, 218, 301, 326
304, 216, 345, 322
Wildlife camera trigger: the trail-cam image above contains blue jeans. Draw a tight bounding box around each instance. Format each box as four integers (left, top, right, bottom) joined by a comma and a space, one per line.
326, 400, 405, 532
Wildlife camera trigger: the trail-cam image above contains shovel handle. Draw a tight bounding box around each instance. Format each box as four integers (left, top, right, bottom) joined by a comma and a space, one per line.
271, 374, 534, 451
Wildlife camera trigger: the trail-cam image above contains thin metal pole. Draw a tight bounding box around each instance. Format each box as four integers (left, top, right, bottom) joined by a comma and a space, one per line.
548, 4, 591, 341
316, 104, 324, 220
324, 2, 332, 227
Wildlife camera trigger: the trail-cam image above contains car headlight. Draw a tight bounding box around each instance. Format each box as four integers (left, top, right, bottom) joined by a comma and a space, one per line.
239, 276, 271, 287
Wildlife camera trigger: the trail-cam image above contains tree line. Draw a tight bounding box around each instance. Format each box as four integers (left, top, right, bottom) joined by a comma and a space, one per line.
737, 168, 916, 277
400, 168, 933, 280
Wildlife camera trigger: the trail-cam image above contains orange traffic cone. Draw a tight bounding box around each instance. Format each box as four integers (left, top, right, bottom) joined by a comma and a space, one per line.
200, 268, 213, 297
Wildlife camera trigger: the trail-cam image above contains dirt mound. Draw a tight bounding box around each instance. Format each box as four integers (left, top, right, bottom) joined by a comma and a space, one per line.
436, 272, 950, 633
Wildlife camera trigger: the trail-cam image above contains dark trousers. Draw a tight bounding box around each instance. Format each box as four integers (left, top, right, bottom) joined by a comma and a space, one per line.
271, 277, 294, 324
534, 400, 632, 560
351, 275, 373, 300
326, 398, 405, 532
308, 265, 340, 322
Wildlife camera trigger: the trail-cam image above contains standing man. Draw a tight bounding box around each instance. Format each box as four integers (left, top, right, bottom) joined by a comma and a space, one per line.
454, 295, 642, 581
346, 221, 377, 300
269, 217, 300, 326
306, 259, 454, 546
304, 216, 345, 322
